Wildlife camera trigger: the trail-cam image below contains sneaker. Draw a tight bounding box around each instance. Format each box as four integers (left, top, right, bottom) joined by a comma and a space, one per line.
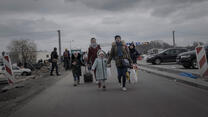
119, 83, 122, 88
74, 84, 77, 86
50, 74, 54, 76
122, 87, 127, 91
103, 86, 106, 91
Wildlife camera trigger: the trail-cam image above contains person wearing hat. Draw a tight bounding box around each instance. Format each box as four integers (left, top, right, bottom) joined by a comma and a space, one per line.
87, 38, 101, 82
50, 47, 60, 76
71, 52, 83, 86
92, 50, 107, 90
107, 35, 133, 91
129, 43, 140, 64
63, 48, 70, 70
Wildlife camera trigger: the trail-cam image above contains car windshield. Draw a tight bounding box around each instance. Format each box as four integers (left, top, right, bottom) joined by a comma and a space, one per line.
12, 66, 19, 70
158, 49, 168, 54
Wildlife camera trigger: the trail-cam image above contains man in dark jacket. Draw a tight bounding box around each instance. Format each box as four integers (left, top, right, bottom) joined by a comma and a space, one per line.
50, 47, 60, 76
107, 35, 133, 91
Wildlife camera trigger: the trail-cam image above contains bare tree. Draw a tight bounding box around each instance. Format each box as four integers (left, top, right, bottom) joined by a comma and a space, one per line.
7, 39, 37, 65
135, 40, 172, 54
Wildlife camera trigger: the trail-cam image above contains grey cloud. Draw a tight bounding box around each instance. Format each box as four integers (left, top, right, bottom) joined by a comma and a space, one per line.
65, 0, 142, 11
0, 0, 88, 15
0, 18, 60, 40
0, 0, 208, 52
148, 0, 207, 17
101, 17, 123, 25
64, 0, 206, 13
0, 0, 206, 19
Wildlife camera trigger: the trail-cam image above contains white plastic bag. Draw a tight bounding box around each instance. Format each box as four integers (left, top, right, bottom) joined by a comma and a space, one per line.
107, 68, 112, 78
130, 69, 138, 83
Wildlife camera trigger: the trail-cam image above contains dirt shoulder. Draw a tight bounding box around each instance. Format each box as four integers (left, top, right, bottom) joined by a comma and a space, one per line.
0, 69, 71, 117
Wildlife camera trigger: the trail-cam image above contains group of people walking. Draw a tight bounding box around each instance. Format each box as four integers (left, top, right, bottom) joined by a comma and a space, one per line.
50, 35, 140, 91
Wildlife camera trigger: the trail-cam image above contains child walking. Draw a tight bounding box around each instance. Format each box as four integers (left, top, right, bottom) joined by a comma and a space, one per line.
72, 52, 82, 86
92, 50, 107, 90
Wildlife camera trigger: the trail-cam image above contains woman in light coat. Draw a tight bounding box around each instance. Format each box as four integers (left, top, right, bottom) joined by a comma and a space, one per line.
92, 50, 107, 90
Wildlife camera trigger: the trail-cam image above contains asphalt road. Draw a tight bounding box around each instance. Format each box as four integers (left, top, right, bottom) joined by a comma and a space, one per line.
8, 63, 208, 117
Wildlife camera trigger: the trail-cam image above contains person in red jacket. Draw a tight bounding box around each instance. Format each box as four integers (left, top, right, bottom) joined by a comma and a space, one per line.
87, 38, 101, 82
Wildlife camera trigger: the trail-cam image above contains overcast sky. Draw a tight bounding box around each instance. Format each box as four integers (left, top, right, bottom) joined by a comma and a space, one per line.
0, 0, 208, 53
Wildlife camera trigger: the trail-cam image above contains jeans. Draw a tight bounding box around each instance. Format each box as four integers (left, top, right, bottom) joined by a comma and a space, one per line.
64, 58, 70, 70
117, 67, 127, 87
51, 62, 59, 75
73, 74, 80, 82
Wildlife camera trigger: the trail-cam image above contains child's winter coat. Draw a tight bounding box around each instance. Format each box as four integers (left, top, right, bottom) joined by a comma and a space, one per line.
92, 57, 107, 80
71, 53, 82, 76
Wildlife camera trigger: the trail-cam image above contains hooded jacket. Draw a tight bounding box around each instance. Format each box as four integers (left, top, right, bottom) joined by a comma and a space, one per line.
92, 50, 107, 80
107, 41, 133, 67
71, 53, 83, 76
129, 45, 140, 64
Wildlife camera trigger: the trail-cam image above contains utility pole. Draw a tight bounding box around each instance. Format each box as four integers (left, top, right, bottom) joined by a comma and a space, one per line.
57, 30, 62, 62
69, 40, 74, 69
173, 30, 176, 48
70, 40, 74, 51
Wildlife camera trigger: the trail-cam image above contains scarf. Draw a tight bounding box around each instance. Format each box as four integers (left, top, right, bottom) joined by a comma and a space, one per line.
116, 42, 123, 57
90, 42, 98, 49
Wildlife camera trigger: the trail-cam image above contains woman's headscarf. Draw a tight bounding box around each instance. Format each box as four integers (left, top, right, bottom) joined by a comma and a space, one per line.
90, 38, 98, 49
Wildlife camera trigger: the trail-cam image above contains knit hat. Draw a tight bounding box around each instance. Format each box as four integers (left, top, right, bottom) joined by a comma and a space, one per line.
97, 50, 106, 56
98, 51, 104, 55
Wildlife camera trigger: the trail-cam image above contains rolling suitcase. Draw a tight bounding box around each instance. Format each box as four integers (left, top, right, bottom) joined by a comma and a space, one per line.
84, 72, 93, 83
84, 66, 93, 83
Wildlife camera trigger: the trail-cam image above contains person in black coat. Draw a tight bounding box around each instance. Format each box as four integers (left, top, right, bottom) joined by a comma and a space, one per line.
50, 47, 60, 76
129, 43, 140, 64
71, 52, 83, 86
63, 49, 70, 70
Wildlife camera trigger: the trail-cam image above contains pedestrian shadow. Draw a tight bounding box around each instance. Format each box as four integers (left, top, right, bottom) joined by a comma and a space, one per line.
61, 77, 141, 94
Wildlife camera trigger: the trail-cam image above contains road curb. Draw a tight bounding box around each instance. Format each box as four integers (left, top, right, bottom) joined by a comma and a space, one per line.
139, 66, 208, 91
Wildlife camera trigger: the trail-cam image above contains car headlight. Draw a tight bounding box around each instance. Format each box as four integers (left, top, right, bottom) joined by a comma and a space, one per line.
181, 55, 191, 58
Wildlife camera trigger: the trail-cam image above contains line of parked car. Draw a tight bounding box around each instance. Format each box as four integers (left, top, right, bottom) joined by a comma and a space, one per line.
146, 46, 208, 69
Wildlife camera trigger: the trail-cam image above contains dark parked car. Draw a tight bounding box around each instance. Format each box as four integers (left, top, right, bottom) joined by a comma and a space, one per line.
176, 46, 208, 69
146, 48, 188, 65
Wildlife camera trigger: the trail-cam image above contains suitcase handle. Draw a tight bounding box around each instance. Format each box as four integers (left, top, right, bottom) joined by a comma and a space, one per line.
84, 65, 91, 73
